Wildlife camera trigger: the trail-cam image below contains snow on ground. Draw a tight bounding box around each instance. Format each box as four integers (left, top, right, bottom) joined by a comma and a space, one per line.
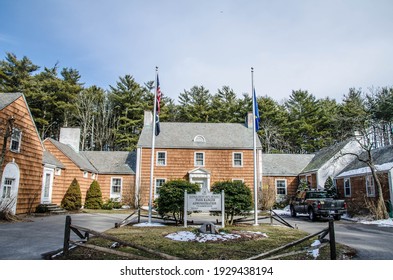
165, 230, 268, 243
133, 222, 166, 227
273, 206, 393, 227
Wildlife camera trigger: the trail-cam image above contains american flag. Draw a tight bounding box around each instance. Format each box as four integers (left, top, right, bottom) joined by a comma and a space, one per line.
156, 75, 162, 114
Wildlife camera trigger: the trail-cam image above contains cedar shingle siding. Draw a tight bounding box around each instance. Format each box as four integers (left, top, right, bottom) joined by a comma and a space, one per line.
0, 93, 43, 214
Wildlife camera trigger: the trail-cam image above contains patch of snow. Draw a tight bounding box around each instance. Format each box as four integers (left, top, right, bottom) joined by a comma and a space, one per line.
165, 231, 268, 243
133, 222, 166, 227
359, 218, 393, 227
309, 240, 321, 259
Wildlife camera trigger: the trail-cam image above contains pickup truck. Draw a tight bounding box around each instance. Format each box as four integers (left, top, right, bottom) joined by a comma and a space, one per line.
289, 190, 346, 221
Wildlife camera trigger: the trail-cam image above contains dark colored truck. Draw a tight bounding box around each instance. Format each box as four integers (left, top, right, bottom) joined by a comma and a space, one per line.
289, 190, 346, 221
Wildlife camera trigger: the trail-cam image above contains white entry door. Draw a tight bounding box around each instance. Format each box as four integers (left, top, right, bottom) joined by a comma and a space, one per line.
41, 168, 54, 204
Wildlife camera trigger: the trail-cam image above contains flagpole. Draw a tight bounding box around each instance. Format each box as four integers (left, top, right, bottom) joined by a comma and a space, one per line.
148, 66, 159, 224
251, 67, 258, 226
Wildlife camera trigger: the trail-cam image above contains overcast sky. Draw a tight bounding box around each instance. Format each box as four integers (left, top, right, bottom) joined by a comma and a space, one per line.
1, 0, 392, 103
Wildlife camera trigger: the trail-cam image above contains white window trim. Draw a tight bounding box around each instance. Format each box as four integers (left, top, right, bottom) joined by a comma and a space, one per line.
111, 177, 123, 198
156, 151, 167, 166
83, 171, 88, 178
155, 178, 166, 197
232, 152, 243, 167
194, 152, 205, 167
55, 168, 62, 176
366, 175, 376, 197
275, 179, 287, 195
232, 178, 244, 183
10, 128, 22, 153
344, 178, 351, 197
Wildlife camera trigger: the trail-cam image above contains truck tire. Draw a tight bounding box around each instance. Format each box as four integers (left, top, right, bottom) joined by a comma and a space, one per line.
290, 205, 297, 217
308, 208, 316, 221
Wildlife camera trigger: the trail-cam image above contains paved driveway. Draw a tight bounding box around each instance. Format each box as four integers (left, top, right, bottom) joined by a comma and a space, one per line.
0, 213, 131, 260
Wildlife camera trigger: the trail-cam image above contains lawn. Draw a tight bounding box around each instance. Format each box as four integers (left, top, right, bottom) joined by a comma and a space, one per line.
57, 219, 356, 260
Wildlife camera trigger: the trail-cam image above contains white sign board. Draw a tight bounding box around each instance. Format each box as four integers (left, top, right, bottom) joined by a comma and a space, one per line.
187, 192, 222, 211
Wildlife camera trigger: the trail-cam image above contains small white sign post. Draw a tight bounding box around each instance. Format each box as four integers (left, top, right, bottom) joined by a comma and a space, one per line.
184, 189, 225, 228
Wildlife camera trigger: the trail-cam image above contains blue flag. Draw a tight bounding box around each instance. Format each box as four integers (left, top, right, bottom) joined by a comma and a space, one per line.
253, 89, 260, 131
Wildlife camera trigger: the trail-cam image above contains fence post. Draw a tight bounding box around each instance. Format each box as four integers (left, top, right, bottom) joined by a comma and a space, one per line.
329, 219, 337, 260
270, 208, 273, 225
63, 215, 71, 257
138, 207, 141, 223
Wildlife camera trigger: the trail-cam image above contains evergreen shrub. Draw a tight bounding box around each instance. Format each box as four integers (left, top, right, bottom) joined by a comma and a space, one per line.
84, 180, 103, 209
61, 178, 82, 211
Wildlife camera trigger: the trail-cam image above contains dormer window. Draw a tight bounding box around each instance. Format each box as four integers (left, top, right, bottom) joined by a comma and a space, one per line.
193, 135, 206, 143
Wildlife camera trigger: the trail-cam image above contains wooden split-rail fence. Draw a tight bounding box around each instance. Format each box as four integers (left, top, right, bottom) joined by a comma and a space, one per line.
62, 211, 337, 260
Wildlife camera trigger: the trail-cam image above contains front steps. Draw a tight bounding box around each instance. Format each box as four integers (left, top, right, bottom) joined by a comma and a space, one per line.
36, 203, 67, 215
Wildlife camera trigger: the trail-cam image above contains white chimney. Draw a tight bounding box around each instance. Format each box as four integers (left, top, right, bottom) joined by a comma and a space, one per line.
59, 127, 81, 152
144, 111, 153, 126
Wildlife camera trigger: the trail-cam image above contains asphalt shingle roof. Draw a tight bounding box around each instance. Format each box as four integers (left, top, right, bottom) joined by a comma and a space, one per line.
262, 154, 315, 176
43, 150, 65, 168
137, 122, 262, 149
0, 92, 23, 110
302, 140, 351, 172
337, 144, 393, 177
82, 151, 136, 174
46, 138, 97, 173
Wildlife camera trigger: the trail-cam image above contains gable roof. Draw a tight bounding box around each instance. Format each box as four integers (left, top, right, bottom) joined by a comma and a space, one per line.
337, 145, 393, 177
82, 151, 136, 174
0, 92, 23, 110
137, 122, 262, 149
43, 150, 65, 168
263, 154, 315, 176
45, 138, 97, 173
301, 139, 352, 172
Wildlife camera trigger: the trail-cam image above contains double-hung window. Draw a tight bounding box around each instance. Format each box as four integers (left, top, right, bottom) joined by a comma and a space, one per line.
10, 128, 22, 152
155, 178, 166, 197
344, 178, 351, 197
233, 152, 243, 167
366, 175, 375, 197
195, 152, 204, 166
157, 152, 166, 166
275, 179, 287, 195
111, 178, 122, 198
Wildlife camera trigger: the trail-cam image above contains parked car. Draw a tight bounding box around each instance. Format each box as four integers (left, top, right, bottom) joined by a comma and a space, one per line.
289, 190, 346, 221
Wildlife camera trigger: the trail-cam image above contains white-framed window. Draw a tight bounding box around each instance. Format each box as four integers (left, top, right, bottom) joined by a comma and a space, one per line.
111, 177, 122, 195
366, 175, 375, 197
155, 178, 166, 197
275, 179, 287, 195
2, 178, 14, 198
233, 152, 243, 167
156, 151, 167, 166
10, 128, 22, 153
344, 178, 351, 197
194, 152, 204, 166
83, 171, 88, 178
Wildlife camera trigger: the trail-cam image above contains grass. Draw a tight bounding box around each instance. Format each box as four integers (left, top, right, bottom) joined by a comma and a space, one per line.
57, 221, 356, 260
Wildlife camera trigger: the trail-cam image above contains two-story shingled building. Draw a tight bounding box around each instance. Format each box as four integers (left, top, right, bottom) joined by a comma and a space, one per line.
135, 111, 262, 206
